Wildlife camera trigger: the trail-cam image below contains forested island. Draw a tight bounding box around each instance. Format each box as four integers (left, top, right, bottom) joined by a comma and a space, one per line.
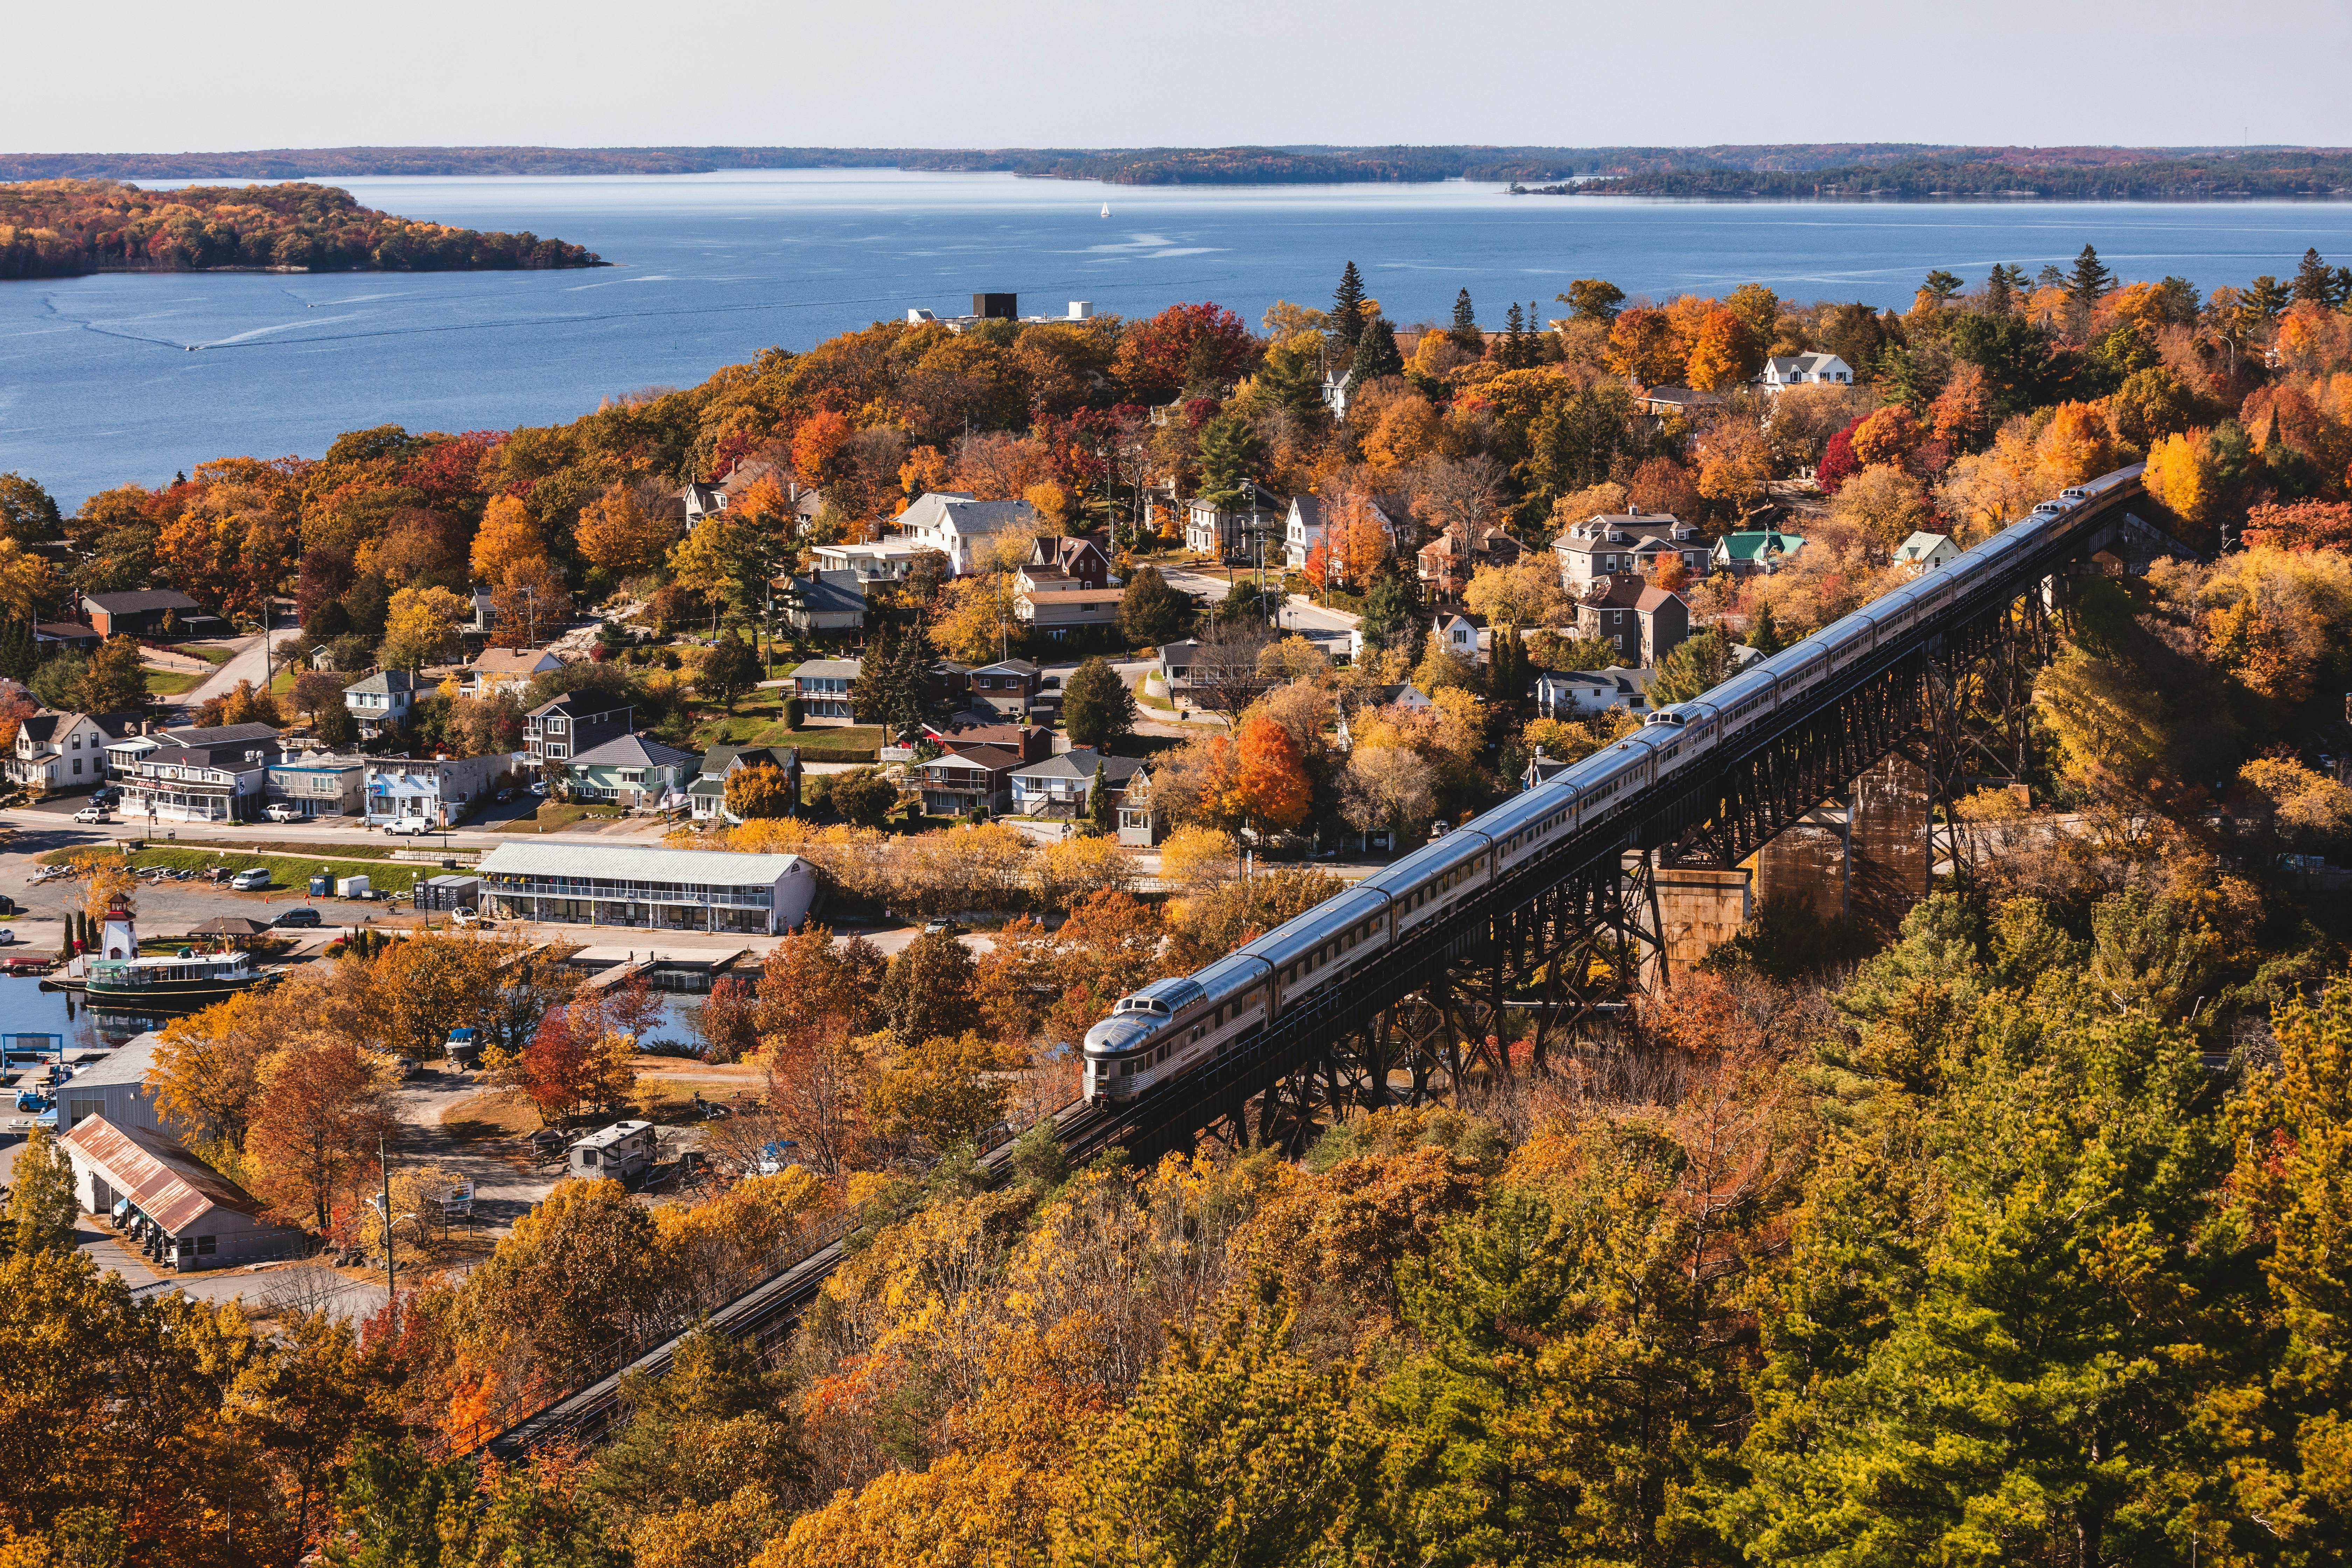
0, 179, 602, 279
6, 142, 2352, 194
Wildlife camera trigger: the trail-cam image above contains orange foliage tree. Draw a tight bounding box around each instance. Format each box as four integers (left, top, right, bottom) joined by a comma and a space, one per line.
1234, 712, 1312, 832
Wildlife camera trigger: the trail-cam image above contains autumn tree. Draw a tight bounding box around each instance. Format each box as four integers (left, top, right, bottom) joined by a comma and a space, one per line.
756, 926, 885, 1176
1118, 565, 1190, 647
698, 629, 758, 710
77, 635, 150, 713
866, 1030, 1026, 1152
724, 763, 795, 820
244, 1031, 397, 1231
575, 482, 677, 578
875, 930, 981, 1046
7, 1124, 79, 1255
371, 929, 505, 1059
379, 586, 468, 671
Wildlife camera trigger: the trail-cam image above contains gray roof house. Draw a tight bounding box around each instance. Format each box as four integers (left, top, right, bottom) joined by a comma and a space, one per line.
689, 743, 803, 822
790, 659, 861, 725
784, 570, 867, 638
565, 732, 699, 808
891, 492, 1040, 575
343, 670, 415, 739
1008, 747, 1146, 821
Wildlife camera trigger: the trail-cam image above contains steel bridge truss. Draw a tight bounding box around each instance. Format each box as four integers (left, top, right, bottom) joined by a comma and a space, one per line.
1195, 570, 2080, 1158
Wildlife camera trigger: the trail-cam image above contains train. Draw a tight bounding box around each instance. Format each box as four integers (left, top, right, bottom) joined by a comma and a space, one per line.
1082, 466, 2142, 1103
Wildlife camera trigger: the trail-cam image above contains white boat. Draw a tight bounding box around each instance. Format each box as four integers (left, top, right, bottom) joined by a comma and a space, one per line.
1101, 203, 1111, 218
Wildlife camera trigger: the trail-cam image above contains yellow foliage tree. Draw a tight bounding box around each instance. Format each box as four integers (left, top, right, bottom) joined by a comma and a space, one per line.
2143, 429, 2214, 526
469, 493, 547, 582
1158, 824, 1237, 890
2036, 400, 2117, 487
379, 586, 469, 671
574, 482, 678, 578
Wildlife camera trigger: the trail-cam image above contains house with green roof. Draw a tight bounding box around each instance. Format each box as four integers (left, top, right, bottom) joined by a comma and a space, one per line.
1710, 530, 1807, 576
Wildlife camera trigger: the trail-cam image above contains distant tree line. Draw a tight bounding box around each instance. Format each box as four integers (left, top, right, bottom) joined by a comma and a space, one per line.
0, 180, 601, 279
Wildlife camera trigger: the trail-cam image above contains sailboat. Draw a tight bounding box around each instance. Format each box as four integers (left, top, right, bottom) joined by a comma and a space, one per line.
1101, 202, 1111, 218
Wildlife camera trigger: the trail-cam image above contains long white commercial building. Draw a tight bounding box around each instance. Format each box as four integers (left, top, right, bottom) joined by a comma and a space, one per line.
475, 841, 818, 935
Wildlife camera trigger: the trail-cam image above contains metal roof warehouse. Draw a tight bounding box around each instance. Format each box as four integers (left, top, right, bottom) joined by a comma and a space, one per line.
476, 841, 819, 934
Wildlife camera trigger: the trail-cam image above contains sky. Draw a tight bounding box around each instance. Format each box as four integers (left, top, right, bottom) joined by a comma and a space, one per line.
5, 0, 2347, 153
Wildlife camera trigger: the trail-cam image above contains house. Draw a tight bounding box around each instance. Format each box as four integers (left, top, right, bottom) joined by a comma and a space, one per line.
344, 669, 415, 739
6, 710, 142, 793
566, 732, 698, 809
1535, 667, 1654, 719
1575, 581, 1690, 666
891, 492, 1040, 574
1523, 751, 1582, 790
61, 1116, 304, 1270
687, 743, 803, 822
1025, 534, 1112, 590
920, 719, 1050, 764
1336, 684, 1435, 748
1415, 520, 1522, 600
790, 659, 860, 725
112, 730, 279, 823
1553, 510, 1709, 592
681, 457, 820, 531
265, 748, 367, 818
363, 752, 522, 827
1115, 764, 1164, 847
1016, 578, 1124, 640
927, 660, 974, 705
1321, 369, 1350, 420
910, 743, 1024, 817
1183, 481, 1284, 561
1634, 385, 1724, 420
1432, 612, 1482, 663
1158, 640, 1200, 701
811, 537, 940, 582
463, 647, 562, 695
1008, 747, 1147, 819
1894, 531, 1959, 573
969, 659, 1041, 717
568, 1120, 657, 1182
1284, 492, 1402, 570
52, 1031, 176, 1138
467, 587, 497, 635
1710, 530, 1807, 576
1755, 352, 1853, 391
32, 622, 101, 656
525, 693, 635, 762
78, 588, 210, 639
478, 840, 819, 934
783, 571, 867, 639
101, 719, 273, 781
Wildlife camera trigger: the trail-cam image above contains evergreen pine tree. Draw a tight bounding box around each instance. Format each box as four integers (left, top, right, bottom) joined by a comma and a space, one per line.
1195, 414, 1265, 510
0, 618, 32, 682
2069, 244, 2113, 304
1345, 318, 1405, 398
1087, 762, 1116, 835
1983, 265, 2014, 316
1449, 288, 1484, 354
1331, 261, 1368, 347
1501, 303, 1528, 369
1747, 599, 1786, 656
890, 622, 928, 734
2290, 246, 2335, 305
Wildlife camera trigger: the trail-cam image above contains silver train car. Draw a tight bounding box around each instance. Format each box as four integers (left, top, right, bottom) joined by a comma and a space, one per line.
1082, 468, 2141, 1102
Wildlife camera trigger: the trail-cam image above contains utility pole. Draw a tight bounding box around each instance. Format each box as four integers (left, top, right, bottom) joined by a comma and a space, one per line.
379, 1132, 395, 1311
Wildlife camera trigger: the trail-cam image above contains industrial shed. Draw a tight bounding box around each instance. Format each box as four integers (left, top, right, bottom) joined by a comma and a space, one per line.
60, 1116, 306, 1271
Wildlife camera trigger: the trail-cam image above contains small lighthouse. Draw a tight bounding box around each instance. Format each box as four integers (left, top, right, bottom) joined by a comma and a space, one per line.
100, 893, 138, 961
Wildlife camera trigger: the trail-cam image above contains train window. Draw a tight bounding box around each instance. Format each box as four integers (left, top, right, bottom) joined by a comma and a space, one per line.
1120, 1060, 1135, 1076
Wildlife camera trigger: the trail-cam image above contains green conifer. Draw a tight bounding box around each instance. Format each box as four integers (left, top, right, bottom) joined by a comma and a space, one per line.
1331, 261, 1368, 347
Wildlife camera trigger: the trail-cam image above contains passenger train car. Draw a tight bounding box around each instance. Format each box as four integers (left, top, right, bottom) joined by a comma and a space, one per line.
1083, 467, 2142, 1102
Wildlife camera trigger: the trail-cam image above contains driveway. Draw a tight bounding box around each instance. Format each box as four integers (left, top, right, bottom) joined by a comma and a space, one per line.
183, 628, 301, 708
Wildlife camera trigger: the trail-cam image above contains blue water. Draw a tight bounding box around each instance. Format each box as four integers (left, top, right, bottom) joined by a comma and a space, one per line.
7, 168, 2352, 507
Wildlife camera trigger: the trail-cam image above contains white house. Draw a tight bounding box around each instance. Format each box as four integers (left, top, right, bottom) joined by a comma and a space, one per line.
1535, 666, 1655, 719
1755, 352, 1854, 391
791, 659, 860, 725
1553, 510, 1709, 592
478, 840, 821, 935
343, 669, 415, 739
811, 537, 939, 581
6, 710, 141, 793
891, 492, 1039, 575
1432, 612, 1481, 663
462, 647, 562, 696
1285, 492, 1401, 570
1893, 531, 1959, 573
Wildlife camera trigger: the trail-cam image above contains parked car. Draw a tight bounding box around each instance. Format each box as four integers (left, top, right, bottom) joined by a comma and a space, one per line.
451, 908, 493, 929
495, 788, 513, 802
0, 927, 18, 946
71, 806, 111, 824
529, 780, 547, 797
385, 818, 434, 836
922, 918, 964, 936
272, 907, 322, 929
229, 868, 271, 891
264, 803, 304, 823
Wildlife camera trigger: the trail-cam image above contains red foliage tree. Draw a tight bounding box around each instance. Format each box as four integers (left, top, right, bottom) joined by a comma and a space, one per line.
2242, 498, 2352, 552
1816, 419, 1864, 495
1112, 302, 1259, 404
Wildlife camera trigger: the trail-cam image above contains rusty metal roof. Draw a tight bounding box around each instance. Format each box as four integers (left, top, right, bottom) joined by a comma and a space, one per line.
61, 1116, 276, 1234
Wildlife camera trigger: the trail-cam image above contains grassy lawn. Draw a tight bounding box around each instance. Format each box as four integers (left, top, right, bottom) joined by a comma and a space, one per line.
770, 724, 883, 760
145, 669, 203, 696
498, 803, 591, 833
40, 844, 422, 894
188, 645, 239, 666
268, 665, 298, 694
168, 838, 401, 862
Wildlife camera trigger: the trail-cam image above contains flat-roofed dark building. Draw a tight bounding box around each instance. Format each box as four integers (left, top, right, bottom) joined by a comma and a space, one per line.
973, 292, 1016, 319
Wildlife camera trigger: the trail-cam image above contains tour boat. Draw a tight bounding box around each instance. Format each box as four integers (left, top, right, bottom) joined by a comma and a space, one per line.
78, 894, 272, 1014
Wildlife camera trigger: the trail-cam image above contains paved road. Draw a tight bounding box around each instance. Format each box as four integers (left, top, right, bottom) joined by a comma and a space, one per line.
183, 629, 300, 707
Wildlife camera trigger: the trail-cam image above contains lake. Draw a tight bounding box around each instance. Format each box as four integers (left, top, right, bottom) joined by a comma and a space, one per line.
7, 169, 2352, 507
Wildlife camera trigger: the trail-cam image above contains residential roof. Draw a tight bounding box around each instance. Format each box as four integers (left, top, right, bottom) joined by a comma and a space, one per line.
1893, 531, 1954, 562
469, 648, 561, 675
62, 1116, 274, 1234
345, 669, 414, 695
973, 659, 1041, 677
699, 743, 799, 777
160, 721, 279, 747
1764, 352, 1849, 374
60, 1030, 164, 1092
569, 1119, 652, 1152
82, 589, 202, 615
1539, 666, 1652, 697
568, 732, 698, 770
922, 744, 1025, 772
1012, 748, 1147, 784
477, 841, 806, 885
1583, 578, 1652, 610
920, 720, 1042, 749
893, 492, 1039, 538
1634, 586, 1688, 614
528, 691, 634, 718
793, 658, 861, 680
789, 571, 868, 616
1714, 530, 1807, 562
1018, 587, 1125, 606
138, 740, 274, 771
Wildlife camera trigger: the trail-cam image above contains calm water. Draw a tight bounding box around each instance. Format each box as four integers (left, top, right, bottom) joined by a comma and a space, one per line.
8, 169, 2352, 506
